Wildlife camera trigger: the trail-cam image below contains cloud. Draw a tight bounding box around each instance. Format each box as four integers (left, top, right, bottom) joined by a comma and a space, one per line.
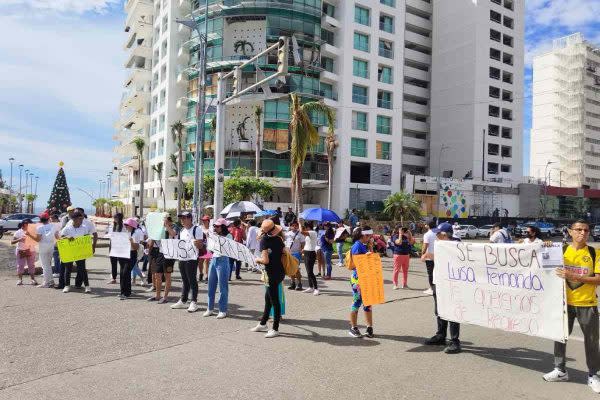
1, 0, 121, 14
527, 0, 600, 29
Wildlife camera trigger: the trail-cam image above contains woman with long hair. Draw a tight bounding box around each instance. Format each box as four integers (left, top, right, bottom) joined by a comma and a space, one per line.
204, 218, 232, 319
302, 222, 319, 295
108, 213, 124, 284
348, 226, 375, 338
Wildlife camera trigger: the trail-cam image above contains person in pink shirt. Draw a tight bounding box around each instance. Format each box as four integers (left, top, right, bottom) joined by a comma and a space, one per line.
229, 219, 246, 280
12, 219, 38, 286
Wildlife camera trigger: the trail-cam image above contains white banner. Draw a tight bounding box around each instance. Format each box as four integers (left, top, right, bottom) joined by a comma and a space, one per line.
433, 241, 568, 342
109, 232, 131, 259
207, 234, 257, 269
159, 239, 199, 261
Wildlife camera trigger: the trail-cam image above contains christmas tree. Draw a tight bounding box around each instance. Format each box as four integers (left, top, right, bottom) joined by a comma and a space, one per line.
47, 161, 72, 213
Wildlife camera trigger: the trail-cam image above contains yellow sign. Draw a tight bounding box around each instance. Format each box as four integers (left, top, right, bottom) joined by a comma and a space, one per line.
353, 253, 385, 306
57, 235, 93, 263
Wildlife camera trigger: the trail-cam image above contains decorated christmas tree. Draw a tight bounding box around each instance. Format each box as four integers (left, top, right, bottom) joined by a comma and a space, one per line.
47, 162, 72, 213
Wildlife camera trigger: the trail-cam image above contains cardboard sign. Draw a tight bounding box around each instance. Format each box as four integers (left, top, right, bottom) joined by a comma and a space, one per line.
57, 235, 94, 263
353, 253, 385, 306
434, 241, 568, 342
146, 212, 167, 241
109, 232, 131, 259
207, 233, 257, 268
160, 239, 199, 261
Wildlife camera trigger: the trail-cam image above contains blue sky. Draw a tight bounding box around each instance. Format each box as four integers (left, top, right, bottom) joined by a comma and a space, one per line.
0, 0, 599, 212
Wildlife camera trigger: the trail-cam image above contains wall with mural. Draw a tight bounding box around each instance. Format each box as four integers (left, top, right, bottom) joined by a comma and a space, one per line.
439, 182, 469, 218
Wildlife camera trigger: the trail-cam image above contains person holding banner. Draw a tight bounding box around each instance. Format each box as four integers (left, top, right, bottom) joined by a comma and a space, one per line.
108, 213, 125, 284
424, 222, 462, 354
12, 219, 38, 286
170, 211, 204, 313
421, 221, 437, 295
117, 218, 144, 299
147, 216, 177, 304
204, 218, 232, 319
199, 215, 213, 282
252, 219, 286, 338
347, 226, 375, 338
60, 211, 93, 293
30, 212, 60, 288
544, 220, 600, 393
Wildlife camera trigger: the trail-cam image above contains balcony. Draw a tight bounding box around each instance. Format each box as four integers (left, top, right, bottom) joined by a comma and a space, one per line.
406, 0, 432, 13
404, 65, 430, 82
403, 101, 428, 115
405, 11, 432, 30
403, 83, 430, 99
121, 84, 151, 110
124, 67, 151, 87
405, 31, 431, 48
403, 136, 428, 149
402, 154, 428, 167
118, 109, 150, 130
404, 48, 431, 64
125, 0, 153, 29
403, 119, 429, 132
322, 14, 340, 29
124, 42, 152, 68
321, 42, 340, 57
320, 70, 337, 83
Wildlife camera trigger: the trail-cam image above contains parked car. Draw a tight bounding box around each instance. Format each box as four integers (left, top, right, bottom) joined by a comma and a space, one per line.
455, 225, 478, 239
593, 225, 600, 242
0, 213, 40, 230
477, 225, 495, 238
514, 221, 558, 238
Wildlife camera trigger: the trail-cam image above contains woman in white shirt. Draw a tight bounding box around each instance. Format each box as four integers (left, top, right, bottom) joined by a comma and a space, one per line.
31, 212, 59, 288
246, 219, 260, 272
119, 218, 145, 299
302, 222, 319, 295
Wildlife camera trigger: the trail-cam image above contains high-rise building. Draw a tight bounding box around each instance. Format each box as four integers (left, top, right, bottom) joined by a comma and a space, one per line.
113, 0, 525, 215
530, 33, 600, 188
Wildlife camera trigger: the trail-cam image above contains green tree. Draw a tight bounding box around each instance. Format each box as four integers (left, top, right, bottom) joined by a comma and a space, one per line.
152, 162, 166, 211
322, 106, 336, 209
131, 137, 146, 217
224, 167, 273, 204
47, 165, 72, 213
169, 153, 178, 178
383, 192, 422, 226
253, 105, 263, 178
92, 198, 108, 217
171, 121, 185, 215
25, 194, 37, 213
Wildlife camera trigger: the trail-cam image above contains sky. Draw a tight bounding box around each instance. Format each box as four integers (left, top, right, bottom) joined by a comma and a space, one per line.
0, 0, 599, 212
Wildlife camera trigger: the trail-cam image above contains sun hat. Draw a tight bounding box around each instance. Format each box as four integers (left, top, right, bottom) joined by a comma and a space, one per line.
124, 217, 139, 229
260, 219, 282, 236
66, 206, 75, 212
213, 218, 230, 226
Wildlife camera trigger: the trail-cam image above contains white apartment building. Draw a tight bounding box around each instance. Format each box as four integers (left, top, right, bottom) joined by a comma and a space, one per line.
531, 33, 600, 189
429, 0, 524, 183
113, 0, 525, 215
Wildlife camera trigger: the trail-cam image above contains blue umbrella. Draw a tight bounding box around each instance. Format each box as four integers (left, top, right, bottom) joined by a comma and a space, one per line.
299, 207, 342, 223
255, 209, 277, 217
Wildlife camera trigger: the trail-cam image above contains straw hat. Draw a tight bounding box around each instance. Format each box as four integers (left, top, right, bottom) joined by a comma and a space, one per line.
260, 219, 282, 236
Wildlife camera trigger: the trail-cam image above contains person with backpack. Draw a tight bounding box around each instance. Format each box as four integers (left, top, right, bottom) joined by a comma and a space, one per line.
390, 226, 415, 289
203, 218, 232, 319
347, 226, 375, 338
543, 220, 600, 393
285, 220, 305, 291
489, 223, 512, 244
251, 219, 286, 338
320, 223, 335, 280
118, 218, 145, 299
170, 211, 204, 313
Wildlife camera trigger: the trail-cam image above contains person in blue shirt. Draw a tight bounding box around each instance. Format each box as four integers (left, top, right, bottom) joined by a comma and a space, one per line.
320, 223, 335, 280
348, 226, 375, 338
349, 209, 359, 230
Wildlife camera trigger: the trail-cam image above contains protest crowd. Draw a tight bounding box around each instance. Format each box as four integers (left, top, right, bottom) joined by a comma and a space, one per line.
9, 202, 600, 394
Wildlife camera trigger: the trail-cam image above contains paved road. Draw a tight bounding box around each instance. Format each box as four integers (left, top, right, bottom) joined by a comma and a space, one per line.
0, 246, 595, 399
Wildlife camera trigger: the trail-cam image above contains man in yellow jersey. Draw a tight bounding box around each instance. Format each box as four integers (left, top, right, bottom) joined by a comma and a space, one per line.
543, 220, 600, 393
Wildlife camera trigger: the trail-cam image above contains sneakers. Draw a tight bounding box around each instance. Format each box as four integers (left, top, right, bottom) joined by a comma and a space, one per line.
425, 334, 446, 345
84, 286, 91, 294
251, 323, 269, 332
16, 280, 23, 286
444, 341, 461, 354
288, 283, 296, 290
265, 329, 279, 338
187, 301, 199, 313
118, 294, 128, 300
313, 289, 320, 296
203, 310, 214, 317
295, 285, 303, 291
423, 288, 434, 295
302, 288, 314, 293
158, 297, 168, 304
336, 262, 343, 268
171, 300, 188, 309
216, 312, 227, 319
37, 283, 51, 288
349, 327, 362, 338
147, 297, 158, 302
365, 326, 374, 338
323, 276, 332, 281
393, 285, 399, 290
588, 375, 600, 393
543, 368, 569, 382
108, 279, 117, 284
144, 286, 155, 292
30, 280, 38, 286
62, 286, 70, 293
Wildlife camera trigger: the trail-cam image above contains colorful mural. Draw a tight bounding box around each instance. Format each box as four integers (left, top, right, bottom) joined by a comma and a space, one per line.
440, 184, 469, 218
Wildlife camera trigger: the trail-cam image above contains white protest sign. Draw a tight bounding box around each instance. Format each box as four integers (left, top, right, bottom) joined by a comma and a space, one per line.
160, 239, 199, 261
207, 233, 257, 269
433, 241, 568, 342
109, 232, 131, 259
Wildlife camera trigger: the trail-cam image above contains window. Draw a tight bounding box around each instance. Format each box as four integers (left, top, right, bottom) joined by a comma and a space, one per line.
161, 40, 167, 59
501, 145, 512, 158
321, 56, 334, 72
159, 89, 166, 106
490, 48, 501, 61
378, 39, 393, 59
352, 111, 368, 131
491, 0, 501, 4
159, 114, 165, 131
489, 105, 500, 117
380, 0, 395, 6
490, 29, 501, 42
503, 52, 513, 65
490, 67, 500, 80
502, 89, 513, 102
503, 34, 513, 47
321, 29, 335, 46
490, 10, 501, 23
489, 86, 500, 98
488, 124, 499, 136
321, 82, 335, 100
503, 15, 514, 29
378, 65, 393, 84
501, 127, 512, 139
162, 16, 168, 33
323, 2, 335, 17
504, 0, 514, 11
264, 99, 290, 121
353, 58, 369, 78
405, 59, 429, 72
501, 164, 512, 173
351, 138, 367, 157
376, 141, 391, 160
502, 71, 513, 84
354, 32, 370, 52
377, 115, 391, 135
352, 84, 368, 105
350, 162, 371, 183
488, 143, 499, 155
379, 14, 394, 33
502, 108, 513, 120
161, 65, 167, 82
404, 76, 429, 88
354, 5, 370, 26
377, 90, 392, 109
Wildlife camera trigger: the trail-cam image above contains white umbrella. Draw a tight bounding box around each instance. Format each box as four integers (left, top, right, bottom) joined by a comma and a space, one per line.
220, 201, 262, 216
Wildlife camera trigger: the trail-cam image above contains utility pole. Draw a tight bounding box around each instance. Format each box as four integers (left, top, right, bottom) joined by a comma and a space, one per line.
436, 144, 449, 225
34, 176, 39, 212
214, 72, 226, 215
18, 164, 23, 212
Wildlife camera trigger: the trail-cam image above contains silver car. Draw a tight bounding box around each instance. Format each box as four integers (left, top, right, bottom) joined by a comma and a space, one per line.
477, 224, 495, 238
0, 213, 40, 230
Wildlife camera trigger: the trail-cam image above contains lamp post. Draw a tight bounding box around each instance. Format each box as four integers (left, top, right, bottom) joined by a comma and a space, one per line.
34, 176, 39, 212
107, 172, 112, 199
24, 169, 29, 198
435, 144, 450, 224
8, 158, 14, 211
543, 161, 555, 219
18, 164, 23, 212
29, 173, 34, 212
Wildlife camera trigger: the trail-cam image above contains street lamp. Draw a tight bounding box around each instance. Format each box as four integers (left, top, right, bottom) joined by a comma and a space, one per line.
107, 172, 112, 199
8, 157, 14, 192
34, 176, 39, 212
436, 144, 450, 224
24, 169, 29, 198
543, 161, 555, 219
18, 164, 23, 212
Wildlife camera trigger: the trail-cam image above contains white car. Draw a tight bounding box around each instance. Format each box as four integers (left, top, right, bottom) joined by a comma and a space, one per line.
0, 213, 40, 230
454, 225, 478, 239
477, 225, 495, 238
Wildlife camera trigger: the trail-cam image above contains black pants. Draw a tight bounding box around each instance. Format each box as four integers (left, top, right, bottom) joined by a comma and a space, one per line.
432, 283, 460, 342
260, 277, 283, 331
229, 259, 242, 279
142, 254, 149, 272
63, 260, 88, 287
304, 251, 317, 289
179, 260, 199, 302
425, 260, 434, 288
110, 256, 119, 280
120, 251, 135, 296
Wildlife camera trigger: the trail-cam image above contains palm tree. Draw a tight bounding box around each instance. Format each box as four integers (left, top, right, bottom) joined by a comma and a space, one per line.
110, 200, 124, 214
92, 198, 107, 217
289, 93, 329, 215
253, 105, 263, 178
322, 107, 336, 209
383, 192, 422, 226
131, 137, 146, 218
24, 194, 37, 213
171, 121, 185, 215
152, 162, 167, 211
169, 153, 178, 177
